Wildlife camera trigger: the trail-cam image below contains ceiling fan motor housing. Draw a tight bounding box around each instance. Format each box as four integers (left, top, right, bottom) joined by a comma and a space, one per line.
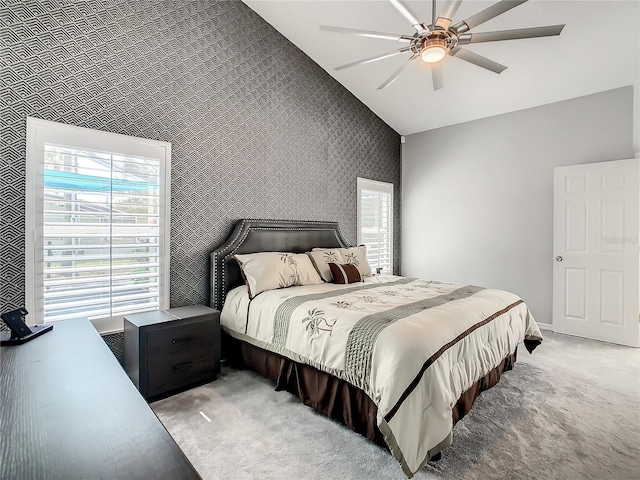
412, 31, 458, 62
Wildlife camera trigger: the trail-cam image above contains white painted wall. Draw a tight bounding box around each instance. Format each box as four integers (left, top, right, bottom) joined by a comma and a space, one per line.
402, 87, 635, 324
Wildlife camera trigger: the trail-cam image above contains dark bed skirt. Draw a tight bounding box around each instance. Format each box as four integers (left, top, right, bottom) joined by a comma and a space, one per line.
224, 333, 517, 450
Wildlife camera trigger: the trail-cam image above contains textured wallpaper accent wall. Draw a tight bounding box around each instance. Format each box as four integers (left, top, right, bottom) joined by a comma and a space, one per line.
0, 0, 400, 314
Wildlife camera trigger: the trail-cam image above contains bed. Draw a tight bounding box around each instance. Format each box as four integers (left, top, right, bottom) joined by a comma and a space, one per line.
210, 219, 542, 478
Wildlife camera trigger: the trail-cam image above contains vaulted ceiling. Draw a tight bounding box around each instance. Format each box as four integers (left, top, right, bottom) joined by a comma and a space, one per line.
244, 0, 640, 135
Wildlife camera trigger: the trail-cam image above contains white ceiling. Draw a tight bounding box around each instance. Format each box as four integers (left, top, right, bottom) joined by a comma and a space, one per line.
243, 0, 640, 136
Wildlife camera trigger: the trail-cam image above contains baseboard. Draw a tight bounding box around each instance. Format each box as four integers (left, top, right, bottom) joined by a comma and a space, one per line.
536, 322, 553, 332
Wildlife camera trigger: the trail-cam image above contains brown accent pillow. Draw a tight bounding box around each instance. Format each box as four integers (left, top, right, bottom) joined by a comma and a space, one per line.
328, 263, 363, 284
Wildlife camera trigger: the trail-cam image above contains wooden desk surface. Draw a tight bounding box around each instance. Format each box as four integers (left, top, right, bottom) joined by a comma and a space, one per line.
0, 318, 201, 479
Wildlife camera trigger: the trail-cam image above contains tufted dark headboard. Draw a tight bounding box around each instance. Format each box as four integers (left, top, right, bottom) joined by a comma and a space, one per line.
209, 219, 350, 311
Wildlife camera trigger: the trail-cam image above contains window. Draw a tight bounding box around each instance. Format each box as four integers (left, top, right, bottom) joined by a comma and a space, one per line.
357, 177, 393, 274
26, 118, 171, 333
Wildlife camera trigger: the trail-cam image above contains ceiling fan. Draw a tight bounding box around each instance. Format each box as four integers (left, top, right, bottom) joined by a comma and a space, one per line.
320, 0, 565, 91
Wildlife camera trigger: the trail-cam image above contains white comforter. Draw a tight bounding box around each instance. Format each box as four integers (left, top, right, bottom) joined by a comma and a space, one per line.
220, 275, 542, 477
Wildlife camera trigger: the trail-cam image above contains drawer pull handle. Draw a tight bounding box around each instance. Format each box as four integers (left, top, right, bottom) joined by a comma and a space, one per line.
171, 336, 193, 344
173, 361, 194, 370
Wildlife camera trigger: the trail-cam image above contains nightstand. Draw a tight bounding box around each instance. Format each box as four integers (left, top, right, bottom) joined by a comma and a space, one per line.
124, 305, 220, 401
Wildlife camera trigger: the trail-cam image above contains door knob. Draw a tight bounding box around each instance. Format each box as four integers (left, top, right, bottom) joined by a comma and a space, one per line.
555, 256, 563, 262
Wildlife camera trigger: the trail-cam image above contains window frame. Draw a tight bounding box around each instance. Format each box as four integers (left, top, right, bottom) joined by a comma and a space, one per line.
25, 117, 171, 333
356, 177, 394, 274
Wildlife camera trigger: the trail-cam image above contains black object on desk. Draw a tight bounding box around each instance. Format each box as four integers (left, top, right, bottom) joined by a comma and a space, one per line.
0, 307, 53, 346
0, 317, 201, 480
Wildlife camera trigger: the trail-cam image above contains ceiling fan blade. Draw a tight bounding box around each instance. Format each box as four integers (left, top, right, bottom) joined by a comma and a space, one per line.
377, 54, 418, 90
320, 25, 414, 42
388, 0, 429, 32
431, 63, 444, 91
336, 47, 411, 71
451, 0, 528, 35
458, 25, 565, 44
449, 47, 507, 74
435, 0, 463, 30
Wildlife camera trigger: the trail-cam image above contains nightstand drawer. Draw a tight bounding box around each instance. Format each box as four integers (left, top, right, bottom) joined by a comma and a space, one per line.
146, 321, 214, 358
147, 347, 215, 391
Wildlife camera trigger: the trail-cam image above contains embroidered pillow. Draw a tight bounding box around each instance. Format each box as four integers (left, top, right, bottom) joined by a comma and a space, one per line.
328, 263, 363, 284
337, 245, 372, 277
234, 252, 323, 299
307, 249, 344, 282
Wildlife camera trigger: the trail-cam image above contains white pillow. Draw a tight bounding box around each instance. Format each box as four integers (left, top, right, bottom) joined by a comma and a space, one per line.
338, 246, 372, 276
312, 245, 372, 277
307, 249, 344, 282
234, 252, 323, 299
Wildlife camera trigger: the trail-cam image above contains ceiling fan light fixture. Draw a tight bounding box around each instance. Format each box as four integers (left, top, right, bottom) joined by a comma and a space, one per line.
420, 39, 447, 63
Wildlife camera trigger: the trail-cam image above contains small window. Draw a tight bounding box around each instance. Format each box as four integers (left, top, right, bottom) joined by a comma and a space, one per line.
357, 177, 393, 274
26, 118, 171, 333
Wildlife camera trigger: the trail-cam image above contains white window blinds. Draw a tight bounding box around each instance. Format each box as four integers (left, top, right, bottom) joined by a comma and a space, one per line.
42, 145, 162, 322
357, 178, 394, 273
26, 118, 171, 331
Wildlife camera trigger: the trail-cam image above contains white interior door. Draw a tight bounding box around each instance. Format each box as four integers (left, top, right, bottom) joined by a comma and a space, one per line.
553, 158, 639, 347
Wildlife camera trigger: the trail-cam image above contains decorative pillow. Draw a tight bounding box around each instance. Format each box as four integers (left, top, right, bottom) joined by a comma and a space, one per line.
234, 252, 323, 299
337, 245, 372, 277
328, 263, 363, 284
307, 249, 344, 282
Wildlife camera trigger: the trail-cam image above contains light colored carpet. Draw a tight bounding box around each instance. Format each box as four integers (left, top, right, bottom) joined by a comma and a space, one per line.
151, 332, 640, 480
